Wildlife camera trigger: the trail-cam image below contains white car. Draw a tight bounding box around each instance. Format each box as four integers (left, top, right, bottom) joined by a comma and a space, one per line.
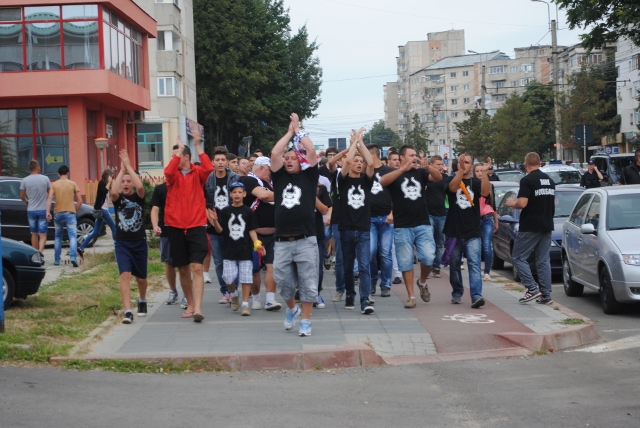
540, 165, 582, 186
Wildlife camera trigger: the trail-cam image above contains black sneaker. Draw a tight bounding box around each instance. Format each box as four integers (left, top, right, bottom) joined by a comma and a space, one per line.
471, 297, 485, 309
122, 311, 134, 324
71, 259, 79, 267
361, 305, 374, 315
345, 298, 355, 310
77, 248, 84, 260
371, 282, 377, 296
323, 255, 332, 270
519, 290, 542, 304
381, 288, 391, 297
393, 277, 402, 284
536, 296, 553, 305
137, 301, 147, 317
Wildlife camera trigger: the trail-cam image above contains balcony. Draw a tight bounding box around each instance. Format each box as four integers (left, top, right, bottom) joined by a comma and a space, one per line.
156, 51, 183, 76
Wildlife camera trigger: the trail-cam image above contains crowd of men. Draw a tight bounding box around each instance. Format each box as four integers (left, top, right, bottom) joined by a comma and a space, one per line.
24, 114, 640, 337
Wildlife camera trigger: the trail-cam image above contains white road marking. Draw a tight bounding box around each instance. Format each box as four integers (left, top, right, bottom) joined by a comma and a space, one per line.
442, 314, 495, 324
571, 334, 640, 353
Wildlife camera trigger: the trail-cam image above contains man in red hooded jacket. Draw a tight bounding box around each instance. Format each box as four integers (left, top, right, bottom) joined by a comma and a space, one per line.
164, 131, 214, 322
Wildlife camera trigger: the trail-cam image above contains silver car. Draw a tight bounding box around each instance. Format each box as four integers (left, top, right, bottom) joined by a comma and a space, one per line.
562, 185, 640, 314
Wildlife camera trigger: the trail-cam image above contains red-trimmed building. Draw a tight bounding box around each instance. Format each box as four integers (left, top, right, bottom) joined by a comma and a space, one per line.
0, 1, 156, 196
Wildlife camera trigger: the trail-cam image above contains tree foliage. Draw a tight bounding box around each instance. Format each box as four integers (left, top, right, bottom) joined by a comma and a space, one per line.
492, 95, 543, 164
361, 120, 402, 148
194, 0, 322, 154
521, 81, 556, 156
403, 114, 432, 155
556, 0, 640, 50
0, 121, 27, 177
455, 110, 495, 160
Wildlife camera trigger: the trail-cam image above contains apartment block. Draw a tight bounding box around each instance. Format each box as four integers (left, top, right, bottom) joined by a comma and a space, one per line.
615, 37, 640, 146
133, 0, 200, 177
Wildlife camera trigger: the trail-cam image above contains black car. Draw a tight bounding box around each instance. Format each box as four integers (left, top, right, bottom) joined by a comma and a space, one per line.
0, 176, 105, 246
492, 185, 585, 281
2, 236, 46, 309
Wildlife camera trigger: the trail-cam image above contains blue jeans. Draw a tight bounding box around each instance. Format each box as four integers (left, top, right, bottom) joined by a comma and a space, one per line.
480, 215, 494, 275
79, 209, 116, 250
429, 215, 446, 269
27, 210, 48, 234
394, 225, 436, 272
54, 212, 78, 264
450, 237, 482, 300
330, 224, 345, 292
209, 233, 234, 294
370, 216, 394, 289
341, 230, 371, 309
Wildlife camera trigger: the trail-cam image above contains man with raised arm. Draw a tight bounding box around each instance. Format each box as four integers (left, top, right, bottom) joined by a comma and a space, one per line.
379, 146, 442, 308
271, 113, 319, 336
164, 131, 214, 322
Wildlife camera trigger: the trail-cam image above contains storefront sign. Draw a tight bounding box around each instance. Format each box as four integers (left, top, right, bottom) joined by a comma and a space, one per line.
186, 118, 204, 138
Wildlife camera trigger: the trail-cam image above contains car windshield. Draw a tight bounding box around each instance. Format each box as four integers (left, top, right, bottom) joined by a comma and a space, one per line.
607, 193, 640, 230
496, 172, 524, 182
545, 170, 582, 184
554, 191, 582, 217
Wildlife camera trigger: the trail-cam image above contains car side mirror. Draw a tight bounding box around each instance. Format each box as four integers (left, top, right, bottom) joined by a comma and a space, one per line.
499, 215, 517, 224
580, 223, 595, 234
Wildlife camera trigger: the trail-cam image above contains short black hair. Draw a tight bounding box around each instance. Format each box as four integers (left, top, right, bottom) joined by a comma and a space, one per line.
451, 159, 459, 172
399, 145, 415, 157
249, 153, 259, 159
367, 144, 380, 157
58, 165, 69, 175
227, 153, 237, 161
213, 146, 228, 157
182, 145, 191, 160
326, 146, 339, 155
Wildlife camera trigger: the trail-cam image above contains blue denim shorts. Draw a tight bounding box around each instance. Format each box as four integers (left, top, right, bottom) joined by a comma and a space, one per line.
27, 210, 48, 234
115, 239, 148, 278
394, 225, 436, 272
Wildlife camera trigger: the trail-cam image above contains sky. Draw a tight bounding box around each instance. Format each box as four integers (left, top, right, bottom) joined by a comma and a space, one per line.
282, 0, 588, 147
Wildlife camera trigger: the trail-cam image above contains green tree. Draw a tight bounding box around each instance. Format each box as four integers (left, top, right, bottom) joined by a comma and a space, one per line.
403, 114, 432, 155
0, 122, 27, 177
492, 95, 543, 163
556, 0, 640, 50
194, 0, 322, 154
521, 81, 556, 158
361, 120, 402, 147
455, 110, 495, 160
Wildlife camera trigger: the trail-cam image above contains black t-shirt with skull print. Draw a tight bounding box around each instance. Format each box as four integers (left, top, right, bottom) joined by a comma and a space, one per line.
218, 204, 259, 261
387, 168, 431, 228
207, 174, 228, 235
272, 164, 319, 237
370, 165, 394, 217
443, 176, 482, 239
338, 173, 373, 232
113, 192, 146, 241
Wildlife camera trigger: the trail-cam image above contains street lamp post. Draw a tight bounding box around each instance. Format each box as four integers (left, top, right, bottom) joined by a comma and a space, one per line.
468, 50, 500, 117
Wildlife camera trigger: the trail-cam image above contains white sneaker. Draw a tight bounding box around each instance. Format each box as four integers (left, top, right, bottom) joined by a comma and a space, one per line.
265, 301, 282, 311
483, 273, 491, 281
284, 305, 301, 330
203, 272, 212, 283
252, 299, 262, 310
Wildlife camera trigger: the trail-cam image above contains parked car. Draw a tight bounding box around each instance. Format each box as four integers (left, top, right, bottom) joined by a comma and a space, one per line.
494, 169, 525, 182
539, 165, 582, 186
2, 236, 46, 309
491, 181, 521, 207
590, 153, 636, 186
0, 176, 104, 246
562, 185, 640, 314
492, 185, 585, 281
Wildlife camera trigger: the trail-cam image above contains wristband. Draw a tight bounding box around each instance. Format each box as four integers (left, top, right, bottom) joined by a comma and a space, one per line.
254, 240, 263, 251
293, 130, 308, 145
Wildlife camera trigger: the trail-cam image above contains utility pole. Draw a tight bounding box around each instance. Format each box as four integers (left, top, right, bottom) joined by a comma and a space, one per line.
551, 19, 562, 161
480, 65, 486, 117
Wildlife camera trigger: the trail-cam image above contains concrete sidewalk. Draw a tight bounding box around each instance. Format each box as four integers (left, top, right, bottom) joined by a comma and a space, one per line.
70, 263, 597, 370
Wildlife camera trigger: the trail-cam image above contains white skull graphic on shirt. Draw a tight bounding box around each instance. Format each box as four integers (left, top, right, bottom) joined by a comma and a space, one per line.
215, 185, 228, 209
401, 177, 421, 200
371, 173, 383, 195
281, 183, 302, 209
228, 213, 246, 240
455, 186, 475, 209
347, 185, 365, 209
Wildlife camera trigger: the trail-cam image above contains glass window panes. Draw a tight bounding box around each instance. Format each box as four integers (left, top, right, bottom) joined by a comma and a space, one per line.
26, 22, 62, 70
64, 21, 99, 69
62, 5, 98, 20
0, 24, 25, 71
35, 108, 68, 133
0, 8, 21, 21
25, 6, 60, 20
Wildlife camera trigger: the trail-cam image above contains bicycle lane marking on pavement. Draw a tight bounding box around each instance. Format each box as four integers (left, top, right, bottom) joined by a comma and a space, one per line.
391, 269, 534, 354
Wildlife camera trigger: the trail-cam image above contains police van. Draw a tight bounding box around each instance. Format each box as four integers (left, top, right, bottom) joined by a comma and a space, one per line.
590, 153, 636, 186
539, 164, 582, 186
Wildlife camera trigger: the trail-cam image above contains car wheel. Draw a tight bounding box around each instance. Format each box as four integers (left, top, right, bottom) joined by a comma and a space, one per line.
491, 253, 504, 270
3, 267, 15, 310
599, 268, 620, 315
563, 257, 583, 297
77, 218, 95, 248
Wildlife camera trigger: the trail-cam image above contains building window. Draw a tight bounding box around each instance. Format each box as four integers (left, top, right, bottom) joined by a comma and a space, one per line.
495, 81, 505, 88
438, 113, 445, 120
137, 124, 164, 167
158, 77, 181, 98
155, 0, 181, 7
462, 71, 469, 77
451, 124, 457, 131
494, 95, 505, 102
451, 112, 458, 118
0, 108, 69, 179
103, 6, 143, 84
450, 72, 456, 78
632, 55, 640, 71
635, 108, 640, 124
509, 66, 518, 73
521, 78, 535, 86
463, 97, 470, 103
429, 74, 443, 81
489, 66, 504, 74
510, 80, 518, 87
463, 84, 469, 90
437, 126, 445, 133
450, 85, 457, 92
0, 5, 100, 72
451, 99, 458, 105
521, 63, 534, 72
